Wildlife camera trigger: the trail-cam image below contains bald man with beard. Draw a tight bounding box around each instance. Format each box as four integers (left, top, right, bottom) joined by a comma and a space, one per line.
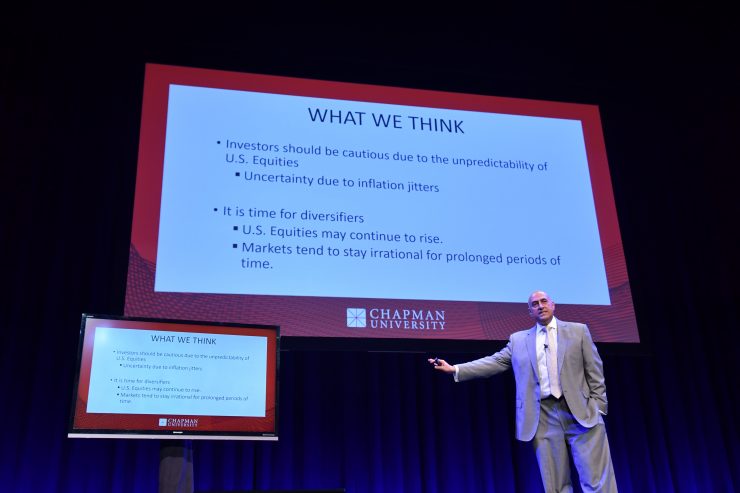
430, 291, 617, 492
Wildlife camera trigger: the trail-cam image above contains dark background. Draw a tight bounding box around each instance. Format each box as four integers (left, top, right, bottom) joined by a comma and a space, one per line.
2, 6, 738, 492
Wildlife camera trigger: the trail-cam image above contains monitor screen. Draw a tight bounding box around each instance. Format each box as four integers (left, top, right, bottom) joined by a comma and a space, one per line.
124, 63, 638, 347
68, 314, 279, 440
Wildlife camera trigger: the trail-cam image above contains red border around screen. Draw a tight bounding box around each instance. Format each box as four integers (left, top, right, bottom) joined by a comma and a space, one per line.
125, 64, 638, 343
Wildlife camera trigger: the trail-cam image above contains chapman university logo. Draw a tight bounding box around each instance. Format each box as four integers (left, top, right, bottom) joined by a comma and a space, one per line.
346, 307, 446, 330
347, 308, 367, 327
159, 417, 199, 427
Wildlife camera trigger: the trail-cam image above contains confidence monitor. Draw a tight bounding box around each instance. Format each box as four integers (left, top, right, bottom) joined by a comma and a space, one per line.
68, 314, 279, 440
125, 63, 639, 347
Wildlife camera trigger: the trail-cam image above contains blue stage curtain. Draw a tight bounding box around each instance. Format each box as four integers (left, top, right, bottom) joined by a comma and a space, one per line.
2, 324, 739, 492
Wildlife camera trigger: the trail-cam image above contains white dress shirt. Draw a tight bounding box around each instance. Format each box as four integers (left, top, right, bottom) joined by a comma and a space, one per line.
536, 318, 558, 398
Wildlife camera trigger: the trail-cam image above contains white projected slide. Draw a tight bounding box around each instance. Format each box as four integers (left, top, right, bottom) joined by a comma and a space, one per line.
153, 84, 610, 305
87, 327, 267, 417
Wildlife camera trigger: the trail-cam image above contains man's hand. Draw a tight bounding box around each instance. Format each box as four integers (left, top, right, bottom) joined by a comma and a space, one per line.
428, 357, 455, 374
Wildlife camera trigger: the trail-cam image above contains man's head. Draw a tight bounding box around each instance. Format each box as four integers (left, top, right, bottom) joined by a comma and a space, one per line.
528, 290, 555, 326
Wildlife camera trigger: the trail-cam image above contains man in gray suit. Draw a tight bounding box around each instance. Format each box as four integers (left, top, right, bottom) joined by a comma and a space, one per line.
429, 290, 617, 492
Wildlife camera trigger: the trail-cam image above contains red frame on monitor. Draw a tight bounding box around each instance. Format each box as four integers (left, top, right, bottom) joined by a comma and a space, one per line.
68, 314, 279, 440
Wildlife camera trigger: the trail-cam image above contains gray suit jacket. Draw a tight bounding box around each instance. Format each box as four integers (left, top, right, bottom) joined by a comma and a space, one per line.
457, 320, 607, 442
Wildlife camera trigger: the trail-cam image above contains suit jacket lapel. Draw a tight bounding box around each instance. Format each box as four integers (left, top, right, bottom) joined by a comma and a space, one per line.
557, 321, 569, 374
526, 326, 538, 377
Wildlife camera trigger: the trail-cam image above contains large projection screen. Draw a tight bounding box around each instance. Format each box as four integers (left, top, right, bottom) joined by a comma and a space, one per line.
125, 63, 638, 345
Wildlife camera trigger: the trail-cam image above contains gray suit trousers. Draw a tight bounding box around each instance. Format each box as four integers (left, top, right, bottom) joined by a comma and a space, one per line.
534, 397, 617, 493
